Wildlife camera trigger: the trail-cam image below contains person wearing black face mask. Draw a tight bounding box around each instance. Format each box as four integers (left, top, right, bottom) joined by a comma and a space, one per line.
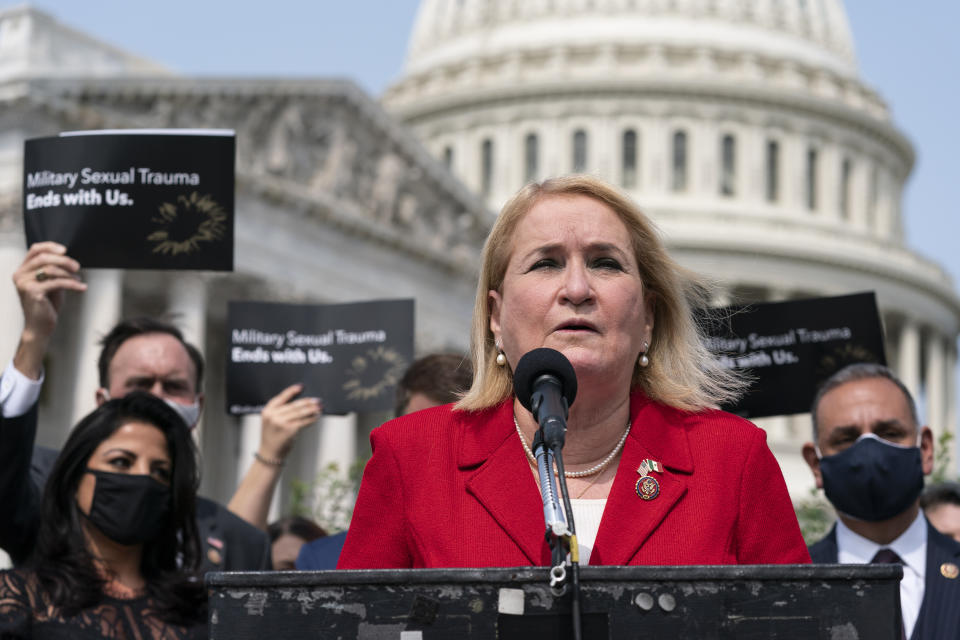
802, 363, 960, 640
0, 243, 270, 574
0, 392, 207, 638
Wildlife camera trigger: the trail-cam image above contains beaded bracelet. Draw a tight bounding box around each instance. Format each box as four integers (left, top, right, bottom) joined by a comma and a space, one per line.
253, 451, 285, 467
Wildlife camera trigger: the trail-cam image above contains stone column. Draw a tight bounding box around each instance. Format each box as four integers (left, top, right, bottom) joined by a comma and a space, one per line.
313, 413, 358, 531
280, 415, 323, 524
0, 241, 26, 365
69, 269, 123, 428
924, 331, 945, 433
947, 343, 958, 477
166, 274, 209, 445
897, 319, 921, 401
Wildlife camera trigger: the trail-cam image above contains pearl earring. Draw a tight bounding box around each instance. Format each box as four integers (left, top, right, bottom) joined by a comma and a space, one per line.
639, 341, 650, 368
496, 341, 506, 366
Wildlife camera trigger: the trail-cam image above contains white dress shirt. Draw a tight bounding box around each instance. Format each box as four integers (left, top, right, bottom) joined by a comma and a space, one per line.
836, 511, 927, 639
0, 360, 43, 418
569, 499, 606, 566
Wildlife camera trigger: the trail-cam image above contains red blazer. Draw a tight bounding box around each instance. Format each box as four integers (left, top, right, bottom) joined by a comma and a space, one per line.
338, 390, 811, 568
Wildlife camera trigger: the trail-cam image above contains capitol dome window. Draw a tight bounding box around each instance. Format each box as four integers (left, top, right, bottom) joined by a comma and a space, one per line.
442, 145, 454, 170
524, 133, 539, 183
806, 146, 819, 211
572, 129, 588, 172
720, 134, 736, 197
672, 130, 688, 192
481, 138, 494, 197
839, 156, 852, 220
622, 129, 638, 189
766, 140, 780, 203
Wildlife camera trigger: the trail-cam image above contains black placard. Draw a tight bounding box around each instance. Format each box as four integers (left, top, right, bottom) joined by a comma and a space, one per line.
226, 299, 415, 415
23, 130, 234, 270
702, 292, 886, 418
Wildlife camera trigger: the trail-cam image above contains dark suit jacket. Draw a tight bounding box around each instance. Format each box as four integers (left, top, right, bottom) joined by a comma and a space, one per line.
0, 403, 270, 573
296, 530, 348, 570
809, 521, 960, 640
339, 391, 811, 568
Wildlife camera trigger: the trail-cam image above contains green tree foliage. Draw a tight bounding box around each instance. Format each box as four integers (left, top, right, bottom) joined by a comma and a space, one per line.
288, 457, 368, 533
795, 488, 835, 545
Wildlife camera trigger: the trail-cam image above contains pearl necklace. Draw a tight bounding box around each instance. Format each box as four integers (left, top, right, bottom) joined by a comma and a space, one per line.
513, 414, 631, 478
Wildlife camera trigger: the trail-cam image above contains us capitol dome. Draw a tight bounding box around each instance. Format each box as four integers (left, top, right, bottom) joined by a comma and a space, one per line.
384, 0, 960, 493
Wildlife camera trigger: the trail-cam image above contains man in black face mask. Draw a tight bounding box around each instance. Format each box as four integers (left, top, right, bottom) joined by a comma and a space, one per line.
802, 363, 960, 640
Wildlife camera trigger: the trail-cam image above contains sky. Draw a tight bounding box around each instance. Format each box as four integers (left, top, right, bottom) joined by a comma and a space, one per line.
21, 1, 958, 289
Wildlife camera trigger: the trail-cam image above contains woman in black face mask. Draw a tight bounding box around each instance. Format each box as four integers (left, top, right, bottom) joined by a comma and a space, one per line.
0, 391, 206, 638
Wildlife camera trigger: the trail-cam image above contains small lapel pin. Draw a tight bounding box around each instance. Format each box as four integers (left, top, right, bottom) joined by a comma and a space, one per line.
207, 548, 223, 565
637, 459, 663, 476
636, 475, 660, 501
635, 459, 663, 500
941, 563, 959, 579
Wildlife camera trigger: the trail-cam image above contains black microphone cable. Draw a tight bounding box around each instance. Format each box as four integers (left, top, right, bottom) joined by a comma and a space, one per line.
552, 445, 583, 640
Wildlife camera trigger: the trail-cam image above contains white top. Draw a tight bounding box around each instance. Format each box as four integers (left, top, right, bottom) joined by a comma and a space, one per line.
0, 361, 43, 418
836, 512, 927, 639
569, 499, 606, 566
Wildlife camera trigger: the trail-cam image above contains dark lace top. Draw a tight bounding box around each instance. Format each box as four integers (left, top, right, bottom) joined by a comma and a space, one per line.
0, 569, 206, 639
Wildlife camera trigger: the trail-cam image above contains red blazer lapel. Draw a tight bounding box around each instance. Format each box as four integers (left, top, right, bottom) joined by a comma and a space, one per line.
591, 393, 693, 565
460, 400, 550, 565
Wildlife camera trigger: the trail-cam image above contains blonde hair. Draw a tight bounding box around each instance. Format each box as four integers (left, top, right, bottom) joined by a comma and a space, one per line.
455, 174, 745, 413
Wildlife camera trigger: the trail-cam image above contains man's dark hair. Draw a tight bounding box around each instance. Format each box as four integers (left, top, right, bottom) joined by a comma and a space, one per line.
97, 317, 205, 391
31, 391, 205, 624
394, 353, 473, 416
809, 362, 918, 441
267, 515, 327, 544
920, 482, 960, 512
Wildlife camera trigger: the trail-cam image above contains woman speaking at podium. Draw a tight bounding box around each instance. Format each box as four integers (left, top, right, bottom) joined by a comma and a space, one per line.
339, 175, 809, 568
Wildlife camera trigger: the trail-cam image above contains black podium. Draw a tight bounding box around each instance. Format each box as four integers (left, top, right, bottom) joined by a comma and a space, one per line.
207, 565, 901, 639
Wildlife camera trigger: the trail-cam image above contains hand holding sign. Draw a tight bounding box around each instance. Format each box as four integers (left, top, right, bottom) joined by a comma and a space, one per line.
12, 242, 87, 380
258, 383, 323, 463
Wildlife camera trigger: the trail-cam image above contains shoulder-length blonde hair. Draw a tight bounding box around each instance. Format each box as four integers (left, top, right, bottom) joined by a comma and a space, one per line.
455, 174, 745, 413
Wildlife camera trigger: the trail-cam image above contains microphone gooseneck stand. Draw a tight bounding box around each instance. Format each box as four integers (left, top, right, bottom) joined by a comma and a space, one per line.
531, 414, 583, 640
513, 348, 583, 640
550, 444, 582, 640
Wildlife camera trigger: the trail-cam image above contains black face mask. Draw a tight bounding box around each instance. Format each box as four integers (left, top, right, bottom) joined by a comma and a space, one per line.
81, 470, 171, 545
819, 433, 924, 522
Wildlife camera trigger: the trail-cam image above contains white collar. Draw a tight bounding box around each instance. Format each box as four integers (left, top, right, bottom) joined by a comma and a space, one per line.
836, 511, 927, 580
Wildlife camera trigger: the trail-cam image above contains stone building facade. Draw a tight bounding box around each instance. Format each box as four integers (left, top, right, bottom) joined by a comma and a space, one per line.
384, 0, 960, 493
0, 5, 489, 516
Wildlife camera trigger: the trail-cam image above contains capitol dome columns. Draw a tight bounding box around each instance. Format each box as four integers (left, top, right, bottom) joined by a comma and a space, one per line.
69, 270, 123, 430
892, 313, 957, 453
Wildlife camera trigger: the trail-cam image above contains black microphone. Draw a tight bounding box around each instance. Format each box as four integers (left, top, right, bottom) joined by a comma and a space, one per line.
513, 348, 577, 451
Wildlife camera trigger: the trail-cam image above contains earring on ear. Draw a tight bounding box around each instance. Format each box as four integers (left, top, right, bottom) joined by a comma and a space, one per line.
495, 340, 507, 366
639, 341, 650, 368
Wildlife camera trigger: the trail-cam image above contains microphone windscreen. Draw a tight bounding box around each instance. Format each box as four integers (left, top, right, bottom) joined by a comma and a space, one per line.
512, 348, 578, 412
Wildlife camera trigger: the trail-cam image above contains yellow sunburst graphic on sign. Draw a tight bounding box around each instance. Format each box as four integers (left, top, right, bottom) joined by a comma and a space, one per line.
147, 192, 227, 256
816, 343, 880, 380
342, 346, 408, 402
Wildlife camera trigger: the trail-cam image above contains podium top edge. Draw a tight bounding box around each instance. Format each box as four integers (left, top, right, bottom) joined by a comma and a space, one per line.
205, 564, 901, 587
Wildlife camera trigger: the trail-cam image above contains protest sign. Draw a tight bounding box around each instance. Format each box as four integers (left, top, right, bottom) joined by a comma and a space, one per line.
23, 129, 234, 270
702, 292, 886, 418
226, 299, 415, 415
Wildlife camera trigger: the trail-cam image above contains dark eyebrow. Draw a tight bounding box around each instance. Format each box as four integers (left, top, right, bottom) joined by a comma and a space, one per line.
518, 241, 631, 263
871, 418, 911, 433
825, 425, 861, 442
100, 447, 135, 458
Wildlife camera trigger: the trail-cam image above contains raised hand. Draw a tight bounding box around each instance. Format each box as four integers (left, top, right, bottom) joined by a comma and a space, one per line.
12, 242, 87, 379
